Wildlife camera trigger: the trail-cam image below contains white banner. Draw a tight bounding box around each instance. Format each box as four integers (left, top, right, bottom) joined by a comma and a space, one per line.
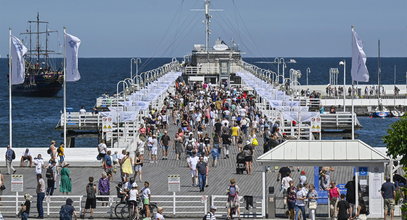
351, 28, 369, 82
65, 31, 81, 82
10, 35, 28, 85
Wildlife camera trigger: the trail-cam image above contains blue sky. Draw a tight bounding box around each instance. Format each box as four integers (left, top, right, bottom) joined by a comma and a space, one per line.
0, 0, 406, 57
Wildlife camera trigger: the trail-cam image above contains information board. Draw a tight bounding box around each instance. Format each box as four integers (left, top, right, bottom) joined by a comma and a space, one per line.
168, 174, 180, 192
11, 174, 23, 192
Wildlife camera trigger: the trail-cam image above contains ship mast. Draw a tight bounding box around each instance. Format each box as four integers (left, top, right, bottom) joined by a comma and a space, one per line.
205, 0, 211, 52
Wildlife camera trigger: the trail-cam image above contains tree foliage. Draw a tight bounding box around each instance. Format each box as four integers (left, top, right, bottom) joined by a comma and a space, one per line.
383, 116, 407, 166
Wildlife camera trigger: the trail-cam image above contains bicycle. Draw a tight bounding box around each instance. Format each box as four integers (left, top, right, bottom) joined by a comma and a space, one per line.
114, 199, 141, 220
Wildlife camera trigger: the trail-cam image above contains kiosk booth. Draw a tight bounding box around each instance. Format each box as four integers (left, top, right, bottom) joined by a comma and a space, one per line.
257, 140, 390, 218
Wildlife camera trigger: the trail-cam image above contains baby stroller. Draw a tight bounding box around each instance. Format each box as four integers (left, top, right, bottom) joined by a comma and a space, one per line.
236, 151, 246, 174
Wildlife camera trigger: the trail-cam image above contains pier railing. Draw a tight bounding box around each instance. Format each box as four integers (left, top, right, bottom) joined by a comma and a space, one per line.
58, 112, 101, 129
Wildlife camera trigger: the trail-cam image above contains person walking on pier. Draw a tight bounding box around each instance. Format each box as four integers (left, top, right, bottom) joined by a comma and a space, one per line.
161, 131, 171, 160
57, 143, 65, 164
381, 177, 396, 220
187, 151, 199, 187
45, 160, 57, 196
226, 178, 241, 220
196, 156, 208, 192
80, 177, 97, 219
60, 163, 72, 195
34, 154, 45, 175
5, 145, 16, 174
294, 184, 307, 220
36, 174, 45, 219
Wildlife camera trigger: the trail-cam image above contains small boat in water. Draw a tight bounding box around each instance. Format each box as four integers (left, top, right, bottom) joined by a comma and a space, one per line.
390, 109, 404, 117
372, 105, 390, 118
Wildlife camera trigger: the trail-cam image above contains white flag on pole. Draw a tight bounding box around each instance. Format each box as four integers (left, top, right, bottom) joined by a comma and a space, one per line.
64, 31, 81, 82
351, 28, 369, 82
10, 35, 28, 85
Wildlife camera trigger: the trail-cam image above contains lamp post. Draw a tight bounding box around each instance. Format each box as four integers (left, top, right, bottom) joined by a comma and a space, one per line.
130, 58, 142, 79
339, 60, 346, 112
306, 67, 311, 86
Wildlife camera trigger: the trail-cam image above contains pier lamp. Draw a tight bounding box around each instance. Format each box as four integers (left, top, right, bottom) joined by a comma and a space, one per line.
339, 60, 346, 112
306, 67, 311, 86
130, 58, 142, 79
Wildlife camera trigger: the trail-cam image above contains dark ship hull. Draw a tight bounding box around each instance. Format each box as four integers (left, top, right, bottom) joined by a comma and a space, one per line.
12, 73, 63, 97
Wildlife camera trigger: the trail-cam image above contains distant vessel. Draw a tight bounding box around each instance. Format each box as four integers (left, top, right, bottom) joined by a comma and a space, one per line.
11, 13, 63, 97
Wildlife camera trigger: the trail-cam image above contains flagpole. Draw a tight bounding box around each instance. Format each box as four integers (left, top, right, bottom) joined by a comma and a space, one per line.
351, 80, 355, 140
8, 28, 12, 148
63, 27, 67, 148
351, 26, 355, 140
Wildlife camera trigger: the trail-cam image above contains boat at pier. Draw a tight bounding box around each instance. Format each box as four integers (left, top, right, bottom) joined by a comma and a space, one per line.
11, 13, 63, 97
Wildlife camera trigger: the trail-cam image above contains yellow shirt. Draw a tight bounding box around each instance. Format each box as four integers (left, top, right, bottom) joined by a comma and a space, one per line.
231, 126, 239, 136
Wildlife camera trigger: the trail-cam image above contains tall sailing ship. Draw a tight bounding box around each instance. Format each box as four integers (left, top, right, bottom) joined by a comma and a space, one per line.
11, 13, 63, 97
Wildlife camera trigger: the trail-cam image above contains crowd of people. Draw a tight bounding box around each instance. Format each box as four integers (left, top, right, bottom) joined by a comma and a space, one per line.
325, 85, 402, 98
2, 79, 402, 220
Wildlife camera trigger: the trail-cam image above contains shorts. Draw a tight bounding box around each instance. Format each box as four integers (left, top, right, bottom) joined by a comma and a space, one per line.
134, 165, 142, 172
151, 148, 158, 155
85, 198, 96, 209
384, 198, 395, 210
105, 168, 112, 176
162, 145, 169, 150
245, 156, 253, 162
190, 169, 197, 177
143, 197, 150, 205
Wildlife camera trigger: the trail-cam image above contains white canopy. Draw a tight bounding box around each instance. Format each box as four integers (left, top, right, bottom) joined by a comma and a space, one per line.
257, 140, 389, 166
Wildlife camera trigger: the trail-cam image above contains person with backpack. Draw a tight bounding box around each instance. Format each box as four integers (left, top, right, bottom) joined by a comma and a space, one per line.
45, 160, 57, 196
59, 198, 77, 220
80, 177, 97, 219
226, 179, 241, 220
185, 134, 196, 158
5, 145, 16, 174
203, 206, 217, 220
103, 151, 113, 180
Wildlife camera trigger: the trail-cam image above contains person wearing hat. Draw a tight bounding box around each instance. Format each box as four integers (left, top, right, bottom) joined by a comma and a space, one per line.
204, 206, 217, 220
19, 193, 32, 220
59, 198, 77, 220
60, 162, 72, 195
299, 171, 307, 187
128, 182, 139, 218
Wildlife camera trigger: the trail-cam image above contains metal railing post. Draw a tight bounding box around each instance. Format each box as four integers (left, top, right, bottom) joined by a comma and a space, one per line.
47, 195, 50, 216
173, 192, 176, 215
15, 192, 19, 215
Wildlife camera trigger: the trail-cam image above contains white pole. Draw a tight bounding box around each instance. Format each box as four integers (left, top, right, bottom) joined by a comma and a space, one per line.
262, 169, 266, 217
351, 80, 355, 140
355, 170, 359, 217
9, 28, 13, 148
63, 28, 67, 148
130, 58, 133, 80
343, 61, 346, 112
